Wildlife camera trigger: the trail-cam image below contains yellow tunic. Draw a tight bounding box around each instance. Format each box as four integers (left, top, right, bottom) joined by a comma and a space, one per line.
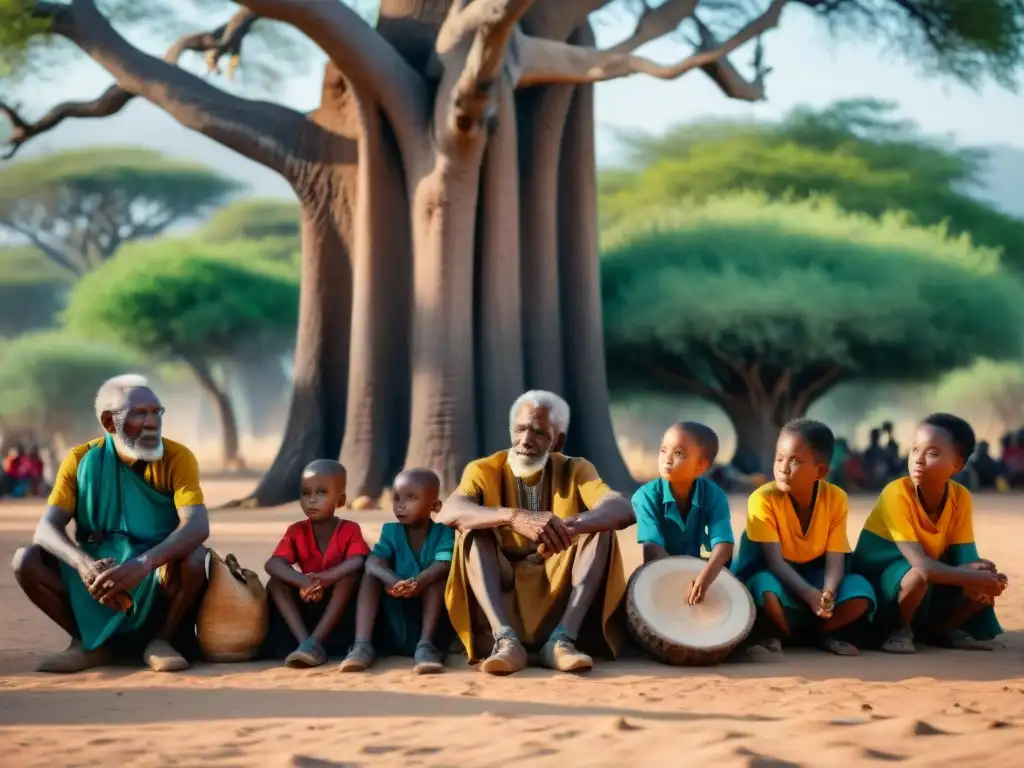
48, 436, 205, 513
859, 477, 974, 560
746, 480, 851, 563
444, 450, 628, 661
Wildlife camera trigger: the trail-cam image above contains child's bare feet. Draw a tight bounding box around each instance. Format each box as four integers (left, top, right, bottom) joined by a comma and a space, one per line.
339, 641, 375, 672
413, 641, 444, 674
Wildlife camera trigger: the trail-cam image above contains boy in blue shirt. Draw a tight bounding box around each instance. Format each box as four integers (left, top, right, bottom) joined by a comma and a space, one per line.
632, 422, 735, 605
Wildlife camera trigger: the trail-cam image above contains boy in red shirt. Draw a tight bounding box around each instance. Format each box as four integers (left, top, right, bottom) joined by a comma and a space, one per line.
263, 460, 369, 667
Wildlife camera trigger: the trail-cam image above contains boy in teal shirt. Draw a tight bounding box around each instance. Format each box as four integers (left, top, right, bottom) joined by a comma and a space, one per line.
632, 422, 735, 605
340, 468, 455, 674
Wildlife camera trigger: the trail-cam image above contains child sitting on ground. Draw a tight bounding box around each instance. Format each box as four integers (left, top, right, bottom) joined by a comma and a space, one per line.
340, 468, 455, 674
263, 459, 369, 668
632, 422, 734, 605
732, 419, 876, 657
852, 413, 1007, 654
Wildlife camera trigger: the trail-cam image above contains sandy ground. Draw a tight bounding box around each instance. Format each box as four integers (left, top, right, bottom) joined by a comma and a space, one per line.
1, 481, 1022, 767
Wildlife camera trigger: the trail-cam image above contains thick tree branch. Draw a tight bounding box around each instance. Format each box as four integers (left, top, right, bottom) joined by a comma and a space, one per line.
1, 7, 278, 162
605, 0, 699, 56
234, 0, 427, 149
789, 364, 844, 414
696, 18, 773, 102
516, 0, 786, 88
49, 0, 306, 178
446, 0, 538, 133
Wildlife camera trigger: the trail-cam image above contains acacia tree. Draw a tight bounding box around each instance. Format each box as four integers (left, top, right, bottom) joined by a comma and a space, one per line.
932, 359, 1024, 434
4, 1, 1023, 504
62, 243, 299, 467
0, 330, 142, 446
602, 194, 1024, 471
0, 146, 241, 276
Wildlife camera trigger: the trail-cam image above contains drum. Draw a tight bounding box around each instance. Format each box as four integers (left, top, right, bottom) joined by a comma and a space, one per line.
626, 556, 755, 666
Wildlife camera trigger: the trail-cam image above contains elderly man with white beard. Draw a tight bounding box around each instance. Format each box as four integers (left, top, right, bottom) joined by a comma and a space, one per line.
11, 375, 210, 673
438, 390, 635, 675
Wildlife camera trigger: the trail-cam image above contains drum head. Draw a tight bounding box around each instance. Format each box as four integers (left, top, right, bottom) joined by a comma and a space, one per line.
629, 556, 753, 651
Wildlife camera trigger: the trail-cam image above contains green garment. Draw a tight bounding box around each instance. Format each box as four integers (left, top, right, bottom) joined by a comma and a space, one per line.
852, 530, 1002, 642
58, 435, 180, 651
370, 521, 454, 656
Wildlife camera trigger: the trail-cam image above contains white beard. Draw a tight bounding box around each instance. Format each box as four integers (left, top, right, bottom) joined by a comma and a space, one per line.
507, 449, 550, 478
115, 429, 165, 462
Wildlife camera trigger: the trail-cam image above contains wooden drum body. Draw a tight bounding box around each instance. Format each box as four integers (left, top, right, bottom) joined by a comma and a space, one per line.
626, 556, 755, 666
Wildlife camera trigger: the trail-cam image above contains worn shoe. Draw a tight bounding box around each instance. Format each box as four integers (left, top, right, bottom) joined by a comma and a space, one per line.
338, 641, 375, 672
479, 631, 527, 676
413, 641, 445, 675
143, 639, 190, 672
36, 640, 113, 674
540, 635, 593, 673
285, 637, 327, 669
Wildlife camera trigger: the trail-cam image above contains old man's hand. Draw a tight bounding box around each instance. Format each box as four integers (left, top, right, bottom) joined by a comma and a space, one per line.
513, 511, 574, 554
89, 558, 150, 601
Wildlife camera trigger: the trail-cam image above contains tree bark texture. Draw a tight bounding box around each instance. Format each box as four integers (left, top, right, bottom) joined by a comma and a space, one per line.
36, 0, 789, 504
240, 4, 641, 503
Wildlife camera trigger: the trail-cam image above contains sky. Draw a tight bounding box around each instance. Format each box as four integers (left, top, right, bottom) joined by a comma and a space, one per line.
4, 3, 1024, 201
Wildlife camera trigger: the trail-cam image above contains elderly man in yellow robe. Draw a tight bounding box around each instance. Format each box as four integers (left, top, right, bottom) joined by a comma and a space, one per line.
439, 390, 634, 675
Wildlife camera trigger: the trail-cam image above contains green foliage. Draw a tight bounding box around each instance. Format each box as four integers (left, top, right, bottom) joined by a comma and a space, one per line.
0, 245, 69, 337
63, 239, 299, 361
0, 330, 141, 437
0, 146, 243, 275
602, 193, 1024, 397
932, 359, 1024, 429
201, 198, 300, 242
602, 100, 1024, 272
200, 198, 301, 263
0, 145, 242, 211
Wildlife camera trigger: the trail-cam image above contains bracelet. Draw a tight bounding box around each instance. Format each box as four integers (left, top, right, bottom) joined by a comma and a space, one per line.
505, 507, 519, 526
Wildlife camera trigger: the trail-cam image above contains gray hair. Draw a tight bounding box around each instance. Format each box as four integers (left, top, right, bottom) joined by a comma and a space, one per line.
94, 374, 152, 423
509, 390, 571, 437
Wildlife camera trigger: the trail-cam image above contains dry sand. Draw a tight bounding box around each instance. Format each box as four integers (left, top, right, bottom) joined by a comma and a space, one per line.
1, 480, 1022, 767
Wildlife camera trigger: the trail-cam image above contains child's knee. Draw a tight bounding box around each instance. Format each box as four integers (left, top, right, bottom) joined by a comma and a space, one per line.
899, 567, 929, 597
266, 577, 291, 597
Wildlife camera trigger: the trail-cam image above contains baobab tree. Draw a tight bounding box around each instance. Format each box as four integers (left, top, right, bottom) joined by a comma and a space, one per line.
2, 1, 1021, 506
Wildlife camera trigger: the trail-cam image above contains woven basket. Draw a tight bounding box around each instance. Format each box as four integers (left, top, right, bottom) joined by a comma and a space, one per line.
197, 550, 269, 663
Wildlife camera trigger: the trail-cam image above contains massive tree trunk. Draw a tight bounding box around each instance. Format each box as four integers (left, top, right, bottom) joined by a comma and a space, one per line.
37, 0, 669, 506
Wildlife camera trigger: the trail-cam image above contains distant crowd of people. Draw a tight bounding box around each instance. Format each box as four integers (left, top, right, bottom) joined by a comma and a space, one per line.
827, 421, 1024, 493
0, 444, 49, 499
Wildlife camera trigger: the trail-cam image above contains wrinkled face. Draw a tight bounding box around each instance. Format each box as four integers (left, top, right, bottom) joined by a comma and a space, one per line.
908, 424, 963, 488
773, 431, 826, 498
299, 472, 346, 522
392, 473, 440, 525
105, 387, 164, 462
509, 404, 557, 478
658, 426, 709, 483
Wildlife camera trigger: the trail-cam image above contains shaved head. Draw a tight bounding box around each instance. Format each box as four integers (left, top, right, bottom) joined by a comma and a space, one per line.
395, 467, 440, 495
302, 459, 347, 480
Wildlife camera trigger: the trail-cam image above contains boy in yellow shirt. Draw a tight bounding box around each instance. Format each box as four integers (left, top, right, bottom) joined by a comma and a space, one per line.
853, 413, 1007, 653
732, 419, 875, 656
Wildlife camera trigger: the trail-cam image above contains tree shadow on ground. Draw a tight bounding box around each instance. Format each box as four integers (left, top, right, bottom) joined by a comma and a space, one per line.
0, 686, 781, 727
